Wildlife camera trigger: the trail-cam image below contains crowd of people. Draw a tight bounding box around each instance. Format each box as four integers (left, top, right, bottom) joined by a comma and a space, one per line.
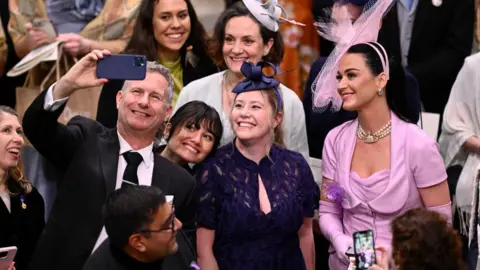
0, 0, 479, 269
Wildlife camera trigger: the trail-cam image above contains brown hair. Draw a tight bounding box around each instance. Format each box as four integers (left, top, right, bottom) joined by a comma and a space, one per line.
391, 208, 465, 270
0, 106, 32, 195
210, 1, 285, 69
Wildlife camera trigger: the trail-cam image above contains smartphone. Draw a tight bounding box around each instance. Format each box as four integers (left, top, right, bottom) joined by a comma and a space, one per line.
353, 230, 376, 270
31, 19, 57, 38
0, 246, 17, 270
96, 54, 147, 81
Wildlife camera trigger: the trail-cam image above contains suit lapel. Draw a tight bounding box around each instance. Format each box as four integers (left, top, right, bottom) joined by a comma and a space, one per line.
152, 156, 172, 194
98, 128, 120, 198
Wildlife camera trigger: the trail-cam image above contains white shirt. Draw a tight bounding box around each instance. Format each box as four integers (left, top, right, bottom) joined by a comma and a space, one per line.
174, 71, 310, 160
44, 84, 155, 253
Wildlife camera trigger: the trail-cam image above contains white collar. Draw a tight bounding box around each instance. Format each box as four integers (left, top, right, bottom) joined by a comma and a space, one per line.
117, 132, 154, 168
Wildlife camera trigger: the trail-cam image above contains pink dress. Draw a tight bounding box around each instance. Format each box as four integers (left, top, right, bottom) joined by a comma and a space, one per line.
320, 112, 448, 270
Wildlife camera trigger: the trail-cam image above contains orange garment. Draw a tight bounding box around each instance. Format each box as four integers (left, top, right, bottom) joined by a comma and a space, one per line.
278, 0, 319, 99
476, 0, 480, 47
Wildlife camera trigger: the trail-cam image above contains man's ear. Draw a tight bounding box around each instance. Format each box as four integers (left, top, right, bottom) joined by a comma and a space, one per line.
128, 233, 147, 253
116, 91, 123, 110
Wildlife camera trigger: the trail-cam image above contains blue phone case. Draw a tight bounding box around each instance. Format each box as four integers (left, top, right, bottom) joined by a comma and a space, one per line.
96, 54, 147, 81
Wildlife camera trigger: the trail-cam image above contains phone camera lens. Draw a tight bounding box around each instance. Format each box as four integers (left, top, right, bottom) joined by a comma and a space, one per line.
134, 56, 145, 67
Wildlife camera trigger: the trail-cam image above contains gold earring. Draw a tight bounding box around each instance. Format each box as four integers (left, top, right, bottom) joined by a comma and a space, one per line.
377, 88, 384, 96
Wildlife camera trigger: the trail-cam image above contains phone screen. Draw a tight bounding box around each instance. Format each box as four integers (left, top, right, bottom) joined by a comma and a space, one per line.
353, 230, 376, 269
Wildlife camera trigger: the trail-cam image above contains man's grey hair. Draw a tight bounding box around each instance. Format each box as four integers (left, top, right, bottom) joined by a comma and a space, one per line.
121, 61, 174, 105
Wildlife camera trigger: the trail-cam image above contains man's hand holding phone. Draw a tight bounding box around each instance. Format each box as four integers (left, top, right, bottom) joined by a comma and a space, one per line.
54, 50, 111, 100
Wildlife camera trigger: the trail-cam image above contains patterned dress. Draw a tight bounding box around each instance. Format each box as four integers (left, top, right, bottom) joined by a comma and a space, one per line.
196, 142, 320, 270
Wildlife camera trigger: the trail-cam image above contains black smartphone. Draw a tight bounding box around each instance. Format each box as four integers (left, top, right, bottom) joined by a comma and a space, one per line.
353, 230, 376, 270
96, 54, 147, 81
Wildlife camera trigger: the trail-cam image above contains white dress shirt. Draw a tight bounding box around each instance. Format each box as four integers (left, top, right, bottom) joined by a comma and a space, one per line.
44, 84, 155, 253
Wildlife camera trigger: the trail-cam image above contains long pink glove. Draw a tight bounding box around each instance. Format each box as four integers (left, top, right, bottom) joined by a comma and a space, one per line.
319, 200, 352, 264
427, 202, 453, 225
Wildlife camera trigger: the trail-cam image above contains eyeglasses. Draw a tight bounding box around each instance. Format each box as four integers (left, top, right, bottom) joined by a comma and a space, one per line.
137, 206, 176, 234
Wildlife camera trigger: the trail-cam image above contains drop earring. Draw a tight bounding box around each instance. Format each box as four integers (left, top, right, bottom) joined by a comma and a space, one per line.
377, 88, 384, 96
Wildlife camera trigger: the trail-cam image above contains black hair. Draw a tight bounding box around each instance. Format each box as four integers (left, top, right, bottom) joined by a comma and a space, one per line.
124, 0, 211, 63
346, 42, 415, 123
103, 185, 167, 248
210, 1, 285, 68
166, 101, 223, 158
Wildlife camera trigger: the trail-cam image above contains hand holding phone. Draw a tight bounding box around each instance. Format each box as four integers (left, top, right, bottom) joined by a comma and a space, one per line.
353, 230, 376, 270
0, 246, 17, 270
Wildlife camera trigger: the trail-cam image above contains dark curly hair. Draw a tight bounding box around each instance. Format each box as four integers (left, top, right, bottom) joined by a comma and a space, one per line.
391, 208, 465, 270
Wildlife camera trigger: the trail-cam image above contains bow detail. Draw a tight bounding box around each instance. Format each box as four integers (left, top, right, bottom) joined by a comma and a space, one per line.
232, 61, 283, 109
243, 0, 305, 32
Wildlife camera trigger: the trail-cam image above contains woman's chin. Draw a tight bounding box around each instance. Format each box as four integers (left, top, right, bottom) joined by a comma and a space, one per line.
342, 102, 358, 111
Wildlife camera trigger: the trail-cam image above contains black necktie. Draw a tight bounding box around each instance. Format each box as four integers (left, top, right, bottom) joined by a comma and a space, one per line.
122, 152, 143, 187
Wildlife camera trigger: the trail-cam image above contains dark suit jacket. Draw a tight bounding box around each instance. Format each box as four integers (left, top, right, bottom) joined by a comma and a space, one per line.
22, 89, 196, 270
0, 186, 45, 270
96, 52, 218, 129
303, 57, 421, 159
83, 232, 196, 270
378, 0, 474, 115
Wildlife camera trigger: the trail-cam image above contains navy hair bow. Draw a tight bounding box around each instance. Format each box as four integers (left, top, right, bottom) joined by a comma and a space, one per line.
232, 61, 283, 109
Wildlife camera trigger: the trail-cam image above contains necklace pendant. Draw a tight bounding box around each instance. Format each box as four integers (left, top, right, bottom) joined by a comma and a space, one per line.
365, 135, 377, 143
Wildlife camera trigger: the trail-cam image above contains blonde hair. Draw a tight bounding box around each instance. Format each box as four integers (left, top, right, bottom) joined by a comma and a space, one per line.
262, 89, 284, 147
0, 106, 33, 195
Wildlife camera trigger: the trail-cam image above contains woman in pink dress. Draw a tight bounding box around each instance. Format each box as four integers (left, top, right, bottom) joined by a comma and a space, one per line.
317, 42, 452, 269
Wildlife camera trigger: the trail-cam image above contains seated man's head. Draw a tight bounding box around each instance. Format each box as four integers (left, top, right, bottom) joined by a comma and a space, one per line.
103, 185, 181, 262
116, 62, 174, 142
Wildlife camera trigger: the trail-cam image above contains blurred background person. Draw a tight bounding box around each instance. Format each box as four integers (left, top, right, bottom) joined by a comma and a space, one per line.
196, 61, 319, 270
439, 52, 480, 268
0, 106, 45, 270
318, 42, 451, 269
6, 0, 140, 110
276, 0, 319, 97
379, 0, 475, 127
0, 20, 6, 76
96, 0, 219, 129
369, 208, 465, 270
159, 101, 223, 173
174, 0, 309, 159
83, 185, 194, 270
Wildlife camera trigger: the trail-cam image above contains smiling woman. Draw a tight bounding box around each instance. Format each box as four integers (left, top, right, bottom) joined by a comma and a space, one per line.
158, 101, 223, 170
173, 0, 309, 160
0, 106, 45, 270
96, 0, 218, 129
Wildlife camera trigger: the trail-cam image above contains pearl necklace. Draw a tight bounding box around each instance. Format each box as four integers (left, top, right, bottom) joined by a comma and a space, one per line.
357, 120, 392, 143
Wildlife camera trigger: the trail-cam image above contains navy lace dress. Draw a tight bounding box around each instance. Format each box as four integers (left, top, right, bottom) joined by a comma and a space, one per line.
196, 142, 320, 270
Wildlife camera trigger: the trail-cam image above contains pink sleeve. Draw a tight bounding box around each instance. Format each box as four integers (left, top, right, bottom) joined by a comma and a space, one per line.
410, 132, 448, 188
322, 129, 338, 180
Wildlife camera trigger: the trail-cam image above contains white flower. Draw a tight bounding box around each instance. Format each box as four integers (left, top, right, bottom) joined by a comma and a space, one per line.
432, 0, 442, 7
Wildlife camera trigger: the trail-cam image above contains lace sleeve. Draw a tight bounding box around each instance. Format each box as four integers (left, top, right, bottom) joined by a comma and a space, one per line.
195, 161, 218, 230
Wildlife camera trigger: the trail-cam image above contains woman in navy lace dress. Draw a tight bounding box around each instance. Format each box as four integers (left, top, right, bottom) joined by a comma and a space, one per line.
195, 61, 320, 270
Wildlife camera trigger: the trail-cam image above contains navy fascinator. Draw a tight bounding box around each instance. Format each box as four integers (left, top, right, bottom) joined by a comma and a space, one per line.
232, 61, 283, 109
